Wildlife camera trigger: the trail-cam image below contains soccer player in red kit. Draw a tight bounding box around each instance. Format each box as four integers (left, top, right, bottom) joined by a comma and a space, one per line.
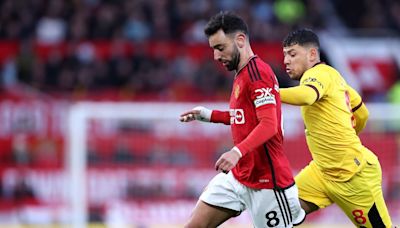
180, 11, 305, 228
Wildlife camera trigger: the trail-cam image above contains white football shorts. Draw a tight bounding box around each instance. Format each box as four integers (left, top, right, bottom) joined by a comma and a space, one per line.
199, 172, 306, 228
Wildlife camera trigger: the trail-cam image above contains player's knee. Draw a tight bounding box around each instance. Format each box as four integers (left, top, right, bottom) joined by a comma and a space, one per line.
299, 199, 319, 214
183, 221, 194, 228
184, 216, 211, 228
184, 221, 207, 228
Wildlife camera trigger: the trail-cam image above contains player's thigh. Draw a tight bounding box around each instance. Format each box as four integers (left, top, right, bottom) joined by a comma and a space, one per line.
188, 172, 243, 227
199, 172, 245, 212
247, 185, 306, 228
328, 161, 392, 227
295, 162, 333, 210
185, 200, 238, 228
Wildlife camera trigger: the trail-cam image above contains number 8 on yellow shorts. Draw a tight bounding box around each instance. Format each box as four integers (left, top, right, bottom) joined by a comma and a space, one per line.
295, 160, 392, 227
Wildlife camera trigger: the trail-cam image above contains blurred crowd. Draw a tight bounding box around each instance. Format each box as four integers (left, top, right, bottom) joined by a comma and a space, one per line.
1, 0, 399, 42
0, 1, 399, 222
0, 0, 399, 100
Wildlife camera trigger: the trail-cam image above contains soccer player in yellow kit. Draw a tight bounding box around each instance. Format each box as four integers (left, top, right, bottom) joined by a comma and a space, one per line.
280, 28, 394, 227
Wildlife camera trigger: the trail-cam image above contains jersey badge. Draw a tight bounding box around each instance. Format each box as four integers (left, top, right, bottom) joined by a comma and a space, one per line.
234, 85, 240, 99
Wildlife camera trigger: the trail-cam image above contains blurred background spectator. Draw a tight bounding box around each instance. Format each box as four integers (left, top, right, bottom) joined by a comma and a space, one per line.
0, 0, 398, 101
0, 0, 399, 226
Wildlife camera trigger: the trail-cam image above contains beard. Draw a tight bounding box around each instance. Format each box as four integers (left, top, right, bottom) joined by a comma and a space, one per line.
225, 46, 241, 71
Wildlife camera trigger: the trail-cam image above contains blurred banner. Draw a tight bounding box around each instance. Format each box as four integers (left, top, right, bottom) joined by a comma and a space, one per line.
0, 37, 399, 226
321, 36, 400, 101
0, 100, 398, 226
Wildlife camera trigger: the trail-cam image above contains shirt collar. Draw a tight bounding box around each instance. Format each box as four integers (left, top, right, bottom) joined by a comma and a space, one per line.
235, 55, 258, 78
299, 61, 325, 80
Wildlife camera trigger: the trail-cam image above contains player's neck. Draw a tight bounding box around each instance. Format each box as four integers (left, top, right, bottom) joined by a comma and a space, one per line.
237, 47, 255, 71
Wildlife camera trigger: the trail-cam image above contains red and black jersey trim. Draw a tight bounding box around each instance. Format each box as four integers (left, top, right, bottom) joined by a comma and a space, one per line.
247, 65, 256, 82
247, 59, 262, 82
263, 143, 295, 190
305, 84, 320, 102
263, 143, 297, 226
263, 144, 277, 188
352, 101, 363, 113
265, 141, 295, 226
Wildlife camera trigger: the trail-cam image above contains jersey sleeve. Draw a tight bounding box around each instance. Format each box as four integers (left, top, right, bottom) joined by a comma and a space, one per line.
346, 85, 369, 134
346, 85, 363, 112
234, 68, 279, 156
248, 74, 279, 111
236, 107, 277, 155
210, 110, 230, 125
300, 69, 331, 101
280, 85, 318, 105
236, 73, 279, 155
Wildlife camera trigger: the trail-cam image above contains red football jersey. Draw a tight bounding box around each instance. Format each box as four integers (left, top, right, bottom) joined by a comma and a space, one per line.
229, 56, 294, 189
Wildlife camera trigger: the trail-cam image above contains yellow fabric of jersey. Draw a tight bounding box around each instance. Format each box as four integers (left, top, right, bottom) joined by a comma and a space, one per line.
279, 85, 317, 106
299, 63, 376, 182
346, 85, 369, 134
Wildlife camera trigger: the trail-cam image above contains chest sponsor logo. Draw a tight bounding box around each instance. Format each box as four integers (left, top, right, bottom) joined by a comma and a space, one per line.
254, 87, 276, 108
230, 109, 245, 124
303, 77, 324, 89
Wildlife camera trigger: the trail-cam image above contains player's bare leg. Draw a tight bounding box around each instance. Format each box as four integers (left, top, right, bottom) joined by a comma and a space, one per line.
299, 198, 319, 214
184, 200, 239, 228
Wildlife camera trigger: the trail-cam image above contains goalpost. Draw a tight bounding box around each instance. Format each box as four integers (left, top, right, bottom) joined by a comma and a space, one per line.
66, 102, 400, 228
66, 102, 228, 228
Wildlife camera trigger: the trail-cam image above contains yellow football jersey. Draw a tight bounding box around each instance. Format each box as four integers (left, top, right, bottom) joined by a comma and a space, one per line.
300, 63, 377, 181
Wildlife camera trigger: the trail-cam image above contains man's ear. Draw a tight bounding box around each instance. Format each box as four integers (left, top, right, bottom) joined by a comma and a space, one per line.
235, 33, 246, 48
309, 47, 319, 62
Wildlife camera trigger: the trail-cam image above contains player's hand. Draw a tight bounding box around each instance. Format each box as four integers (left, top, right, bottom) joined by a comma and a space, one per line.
215, 149, 242, 173
179, 106, 212, 122
179, 109, 200, 122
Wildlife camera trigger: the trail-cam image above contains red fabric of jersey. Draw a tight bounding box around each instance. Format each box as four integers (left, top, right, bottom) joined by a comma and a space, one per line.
210, 110, 230, 125
227, 56, 294, 189
236, 107, 277, 155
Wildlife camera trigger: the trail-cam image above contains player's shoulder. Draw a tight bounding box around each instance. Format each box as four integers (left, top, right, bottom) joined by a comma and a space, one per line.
251, 56, 272, 72
243, 56, 274, 83
301, 63, 334, 82
307, 63, 330, 74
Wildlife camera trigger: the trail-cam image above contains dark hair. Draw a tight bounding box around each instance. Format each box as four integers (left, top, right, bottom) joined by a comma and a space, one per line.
204, 11, 248, 37
283, 28, 320, 49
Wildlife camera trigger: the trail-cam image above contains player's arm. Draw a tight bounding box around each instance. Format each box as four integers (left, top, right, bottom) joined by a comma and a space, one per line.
347, 86, 369, 134
215, 106, 278, 173
215, 73, 280, 172
280, 85, 318, 106
353, 103, 369, 134
281, 70, 330, 106
235, 107, 277, 155
210, 110, 230, 125
180, 106, 230, 125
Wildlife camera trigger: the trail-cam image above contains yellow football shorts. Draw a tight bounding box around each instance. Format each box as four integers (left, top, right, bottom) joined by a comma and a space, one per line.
295, 159, 392, 227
